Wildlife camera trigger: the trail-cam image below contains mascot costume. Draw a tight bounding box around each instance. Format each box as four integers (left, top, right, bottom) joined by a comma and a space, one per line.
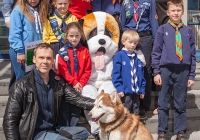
80, 11, 120, 99
79, 11, 120, 134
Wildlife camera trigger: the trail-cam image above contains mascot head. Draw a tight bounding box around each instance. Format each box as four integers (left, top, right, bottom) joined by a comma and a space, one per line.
80, 12, 120, 70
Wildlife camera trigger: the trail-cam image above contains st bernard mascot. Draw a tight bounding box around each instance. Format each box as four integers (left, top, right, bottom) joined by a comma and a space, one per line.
80, 11, 120, 134
80, 11, 120, 100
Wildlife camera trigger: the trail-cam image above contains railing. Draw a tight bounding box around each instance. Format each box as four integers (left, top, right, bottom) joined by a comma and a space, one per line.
188, 10, 200, 50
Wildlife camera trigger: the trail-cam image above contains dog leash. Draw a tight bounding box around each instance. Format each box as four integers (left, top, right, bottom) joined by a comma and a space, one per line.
105, 115, 128, 140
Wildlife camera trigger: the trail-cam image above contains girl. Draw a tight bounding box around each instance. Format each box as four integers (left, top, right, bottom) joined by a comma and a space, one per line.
55, 22, 97, 132
55, 22, 92, 126
9, 0, 48, 80
43, 0, 78, 56
56, 22, 91, 94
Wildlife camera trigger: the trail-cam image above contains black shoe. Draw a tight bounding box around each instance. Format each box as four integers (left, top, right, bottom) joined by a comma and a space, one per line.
157, 132, 167, 140
176, 131, 187, 140
139, 110, 147, 119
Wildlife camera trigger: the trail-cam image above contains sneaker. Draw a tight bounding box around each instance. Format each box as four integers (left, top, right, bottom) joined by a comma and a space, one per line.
176, 131, 187, 140
157, 132, 167, 140
139, 110, 147, 119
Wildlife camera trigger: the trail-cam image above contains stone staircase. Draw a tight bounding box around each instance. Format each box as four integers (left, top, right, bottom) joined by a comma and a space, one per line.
0, 60, 200, 140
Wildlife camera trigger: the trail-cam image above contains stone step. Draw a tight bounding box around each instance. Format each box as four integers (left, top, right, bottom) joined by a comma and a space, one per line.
150, 90, 200, 111
145, 108, 200, 133
0, 131, 6, 140
151, 131, 200, 140
191, 74, 200, 90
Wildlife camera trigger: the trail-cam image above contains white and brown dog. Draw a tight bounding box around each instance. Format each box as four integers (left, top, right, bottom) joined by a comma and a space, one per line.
88, 90, 153, 140
80, 12, 120, 99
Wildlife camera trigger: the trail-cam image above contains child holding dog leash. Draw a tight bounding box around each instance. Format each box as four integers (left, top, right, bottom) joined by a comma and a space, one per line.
112, 30, 146, 115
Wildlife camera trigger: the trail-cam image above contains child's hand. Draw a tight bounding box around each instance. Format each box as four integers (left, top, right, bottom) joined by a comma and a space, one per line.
154, 74, 162, 86
140, 94, 144, 99
73, 82, 82, 93
17, 54, 26, 65
118, 92, 124, 97
187, 80, 194, 87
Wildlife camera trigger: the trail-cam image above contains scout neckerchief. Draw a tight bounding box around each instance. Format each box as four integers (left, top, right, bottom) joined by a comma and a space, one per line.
122, 48, 139, 93
168, 20, 184, 61
28, 5, 42, 33
49, 10, 71, 44
58, 42, 82, 74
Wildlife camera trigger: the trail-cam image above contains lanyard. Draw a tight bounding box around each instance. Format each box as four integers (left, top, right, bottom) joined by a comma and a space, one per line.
133, 0, 146, 30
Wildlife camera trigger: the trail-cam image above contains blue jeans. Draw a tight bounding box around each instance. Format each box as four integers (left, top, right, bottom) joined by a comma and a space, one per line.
34, 126, 90, 140
9, 48, 25, 80
158, 65, 189, 134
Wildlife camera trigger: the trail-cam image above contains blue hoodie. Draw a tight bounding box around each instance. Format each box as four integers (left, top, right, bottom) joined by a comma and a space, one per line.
9, 5, 42, 55
152, 23, 196, 80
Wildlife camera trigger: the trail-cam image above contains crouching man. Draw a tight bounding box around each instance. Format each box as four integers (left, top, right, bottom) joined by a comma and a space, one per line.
3, 43, 94, 140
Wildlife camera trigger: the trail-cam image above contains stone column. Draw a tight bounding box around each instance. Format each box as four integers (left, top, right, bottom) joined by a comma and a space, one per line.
182, 0, 188, 25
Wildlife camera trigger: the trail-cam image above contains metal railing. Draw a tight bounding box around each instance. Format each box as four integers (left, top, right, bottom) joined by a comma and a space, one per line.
188, 10, 200, 50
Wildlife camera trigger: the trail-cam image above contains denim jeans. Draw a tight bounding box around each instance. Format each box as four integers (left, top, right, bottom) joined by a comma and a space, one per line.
9, 48, 25, 80
34, 126, 90, 140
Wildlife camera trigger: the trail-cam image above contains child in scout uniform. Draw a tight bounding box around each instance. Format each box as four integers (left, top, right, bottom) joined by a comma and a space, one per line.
43, 0, 78, 56
120, 0, 158, 118
152, 0, 196, 139
112, 30, 146, 115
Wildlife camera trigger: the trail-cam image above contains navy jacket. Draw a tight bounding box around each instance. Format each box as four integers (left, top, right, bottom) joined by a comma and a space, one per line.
92, 0, 122, 15
120, 0, 158, 39
152, 23, 196, 80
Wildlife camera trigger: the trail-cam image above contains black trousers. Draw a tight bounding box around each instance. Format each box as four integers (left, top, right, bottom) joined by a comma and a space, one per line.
137, 35, 153, 111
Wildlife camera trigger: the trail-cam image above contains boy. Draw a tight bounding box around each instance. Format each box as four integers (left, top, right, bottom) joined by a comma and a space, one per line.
152, 0, 196, 140
112, 30, 146, 115
120, 0, 158, 118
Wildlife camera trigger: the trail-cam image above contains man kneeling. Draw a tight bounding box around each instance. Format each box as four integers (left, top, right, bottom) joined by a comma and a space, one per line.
3, 43, 94, 140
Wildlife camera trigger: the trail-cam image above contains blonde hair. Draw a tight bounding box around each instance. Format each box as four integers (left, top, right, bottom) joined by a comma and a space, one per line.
167, 0, 184, 9
64, 22, 86, 44
121, 30, 140, 42
53, 0, 72, 4
17, 0, 49, 24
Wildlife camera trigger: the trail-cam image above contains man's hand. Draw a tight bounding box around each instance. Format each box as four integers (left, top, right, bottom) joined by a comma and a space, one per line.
140, 94, 144, 99
5, 22, 10, 28
118, 92, 124, 97
187, 80, 194, 87
17, 54, 26, 65
73, 82, 82, 93
154, 74, 162, 86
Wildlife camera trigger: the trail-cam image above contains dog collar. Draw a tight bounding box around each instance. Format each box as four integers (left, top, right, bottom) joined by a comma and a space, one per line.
105, 115, 128, 140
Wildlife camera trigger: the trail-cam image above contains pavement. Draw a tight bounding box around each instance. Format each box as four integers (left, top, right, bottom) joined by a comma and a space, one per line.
0, 59, 200, 140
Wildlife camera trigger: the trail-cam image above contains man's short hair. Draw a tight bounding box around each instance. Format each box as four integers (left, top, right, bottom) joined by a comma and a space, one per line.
33, 43, 54, 56
167, 0, 184, 9
121, 30, 140, 42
